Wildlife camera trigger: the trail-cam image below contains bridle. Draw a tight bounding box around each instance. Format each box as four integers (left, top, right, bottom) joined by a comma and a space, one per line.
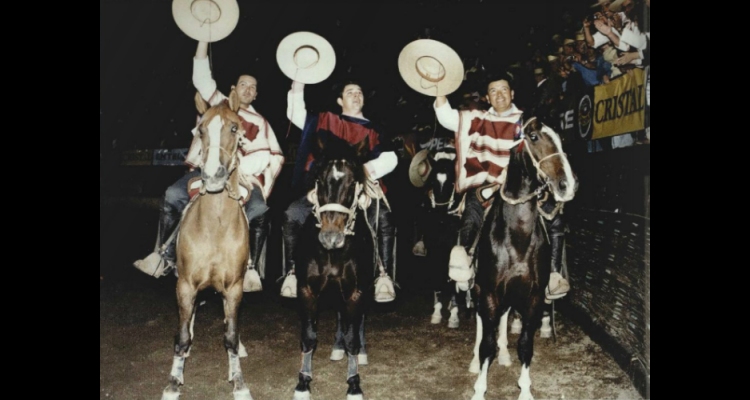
198, 118, 242, 199
308, 164, 365, 236
500, 118, 567, 206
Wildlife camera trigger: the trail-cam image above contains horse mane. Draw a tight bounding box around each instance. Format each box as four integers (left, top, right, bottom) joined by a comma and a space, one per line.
309, 135, 369, 184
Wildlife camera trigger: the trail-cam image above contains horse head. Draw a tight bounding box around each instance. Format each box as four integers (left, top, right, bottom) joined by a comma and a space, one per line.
428, 150, 457, 208
194, 91, 245, 193
520, 117, 578, 202
310, 135, 370, 250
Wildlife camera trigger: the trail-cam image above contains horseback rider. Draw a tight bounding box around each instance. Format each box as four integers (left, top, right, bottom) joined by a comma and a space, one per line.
434, 71, 571, 302
280, 79, 398, 303
133, 40, 285, 292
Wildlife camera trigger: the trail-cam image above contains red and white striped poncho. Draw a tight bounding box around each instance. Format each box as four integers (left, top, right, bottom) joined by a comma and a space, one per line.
434, 101, 524, 194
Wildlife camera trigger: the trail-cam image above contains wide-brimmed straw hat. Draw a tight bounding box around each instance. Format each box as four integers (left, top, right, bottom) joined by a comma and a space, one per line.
409, 149, 433, 188
172, 0, 239, 43
609, 0, 629, 12
591, 0, 612, 8
398, 39, 464, 97
276, 31, 336, 84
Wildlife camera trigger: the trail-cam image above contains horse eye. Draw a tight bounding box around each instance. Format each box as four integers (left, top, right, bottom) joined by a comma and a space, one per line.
231, 125, 238, 133
529, 133, 538, 141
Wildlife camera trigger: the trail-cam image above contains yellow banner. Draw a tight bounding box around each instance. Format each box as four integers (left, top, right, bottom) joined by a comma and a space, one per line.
592, 68, 646, 139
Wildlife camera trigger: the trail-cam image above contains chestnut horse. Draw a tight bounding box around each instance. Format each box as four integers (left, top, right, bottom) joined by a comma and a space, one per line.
162, 93, 253, 400
468, 117, 577, 400
292, 136, 374, 400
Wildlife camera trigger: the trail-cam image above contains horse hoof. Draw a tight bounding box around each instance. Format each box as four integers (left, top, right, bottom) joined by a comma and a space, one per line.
540, 326, 552, 338
161, 390, 180, 400
292, 390, 311, 400
448, 316, 459, 328
510, 319, 522, 334
358, 354, 368, 365
347, 394, 364, 400
469, 359, 480, 374
330, 349, 345, 361
431, 315, 442, 324
233, 387, 253, 400
497, 352, 512, 367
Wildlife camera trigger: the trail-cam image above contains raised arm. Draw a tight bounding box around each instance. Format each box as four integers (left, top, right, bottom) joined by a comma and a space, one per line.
192, 41, 221, 103
434, 96, 460, 132
286, 81, 307, 130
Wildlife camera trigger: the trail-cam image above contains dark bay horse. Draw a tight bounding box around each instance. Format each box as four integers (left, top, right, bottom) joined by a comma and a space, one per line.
412, 149, 472, 329
162, 93, 253, 400
292, 136, 375, 400
468, 117, 577, 400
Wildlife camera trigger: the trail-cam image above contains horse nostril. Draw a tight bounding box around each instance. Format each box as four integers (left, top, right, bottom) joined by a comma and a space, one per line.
559, 180, 567, 191
216, 166, 227, 179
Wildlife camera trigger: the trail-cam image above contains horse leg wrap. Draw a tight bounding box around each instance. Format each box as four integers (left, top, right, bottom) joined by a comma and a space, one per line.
169, 356, 185, 385
347, 354, 359, 379
300, 350, 313, 378
228, 350, 242, 382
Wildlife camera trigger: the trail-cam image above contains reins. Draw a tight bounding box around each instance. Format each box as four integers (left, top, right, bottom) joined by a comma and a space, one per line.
309, 180, 364, 236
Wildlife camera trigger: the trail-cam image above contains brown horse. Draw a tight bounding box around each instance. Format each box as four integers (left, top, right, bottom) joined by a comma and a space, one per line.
468, 117, 577, 400
161, 92, 253, 400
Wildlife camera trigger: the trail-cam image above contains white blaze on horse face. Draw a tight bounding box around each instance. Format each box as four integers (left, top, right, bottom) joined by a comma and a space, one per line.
332, 163, 345, 181
437, 173, 447, 191
204, 116, 223, 176
541, 125, 576, 202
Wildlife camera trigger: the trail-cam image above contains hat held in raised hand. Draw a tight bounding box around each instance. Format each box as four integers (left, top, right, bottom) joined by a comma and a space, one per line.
409, 149, 434, 188
398, 39, 464, 97
276, 31, 336, 84
172, 0, 239, 43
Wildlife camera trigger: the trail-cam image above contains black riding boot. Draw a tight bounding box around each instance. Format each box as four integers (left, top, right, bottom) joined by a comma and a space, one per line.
280, 218, 300, 298
374, 233, 397, 302
249, 211, 269, 277
157, 197, 181, 262
544, 212, 569, 299
546, 212, 566, 274
449, 191, 483, 285
282, 218, 300, 275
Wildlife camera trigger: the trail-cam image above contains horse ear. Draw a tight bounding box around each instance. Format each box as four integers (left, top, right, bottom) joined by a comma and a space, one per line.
195, 92, 209, 115
523, 116, 541, 136
314, 136, 326, 157
228, 88, 241, 112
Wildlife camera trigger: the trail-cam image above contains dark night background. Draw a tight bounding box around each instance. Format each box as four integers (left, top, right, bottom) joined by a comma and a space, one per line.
101, 4, 650, 398
100, 0, 600, 157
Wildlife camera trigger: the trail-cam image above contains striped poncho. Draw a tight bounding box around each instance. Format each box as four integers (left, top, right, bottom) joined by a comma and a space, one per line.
434, 101, 524, 193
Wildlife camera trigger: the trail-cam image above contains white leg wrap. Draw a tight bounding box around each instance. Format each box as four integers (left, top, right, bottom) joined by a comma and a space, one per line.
510, 313, 522, 334
540, 315, 552, 338
497, 309, 511, 366
471, 359, 490, 400
228, 351, 242, 382
169, 356, 185, 385
330, 348, 345, 361
233, 387, 253, 400
448, 306, 459, 329
517, 365, 534, 400
431, 302, 443, 324
469, 315, 482, 374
